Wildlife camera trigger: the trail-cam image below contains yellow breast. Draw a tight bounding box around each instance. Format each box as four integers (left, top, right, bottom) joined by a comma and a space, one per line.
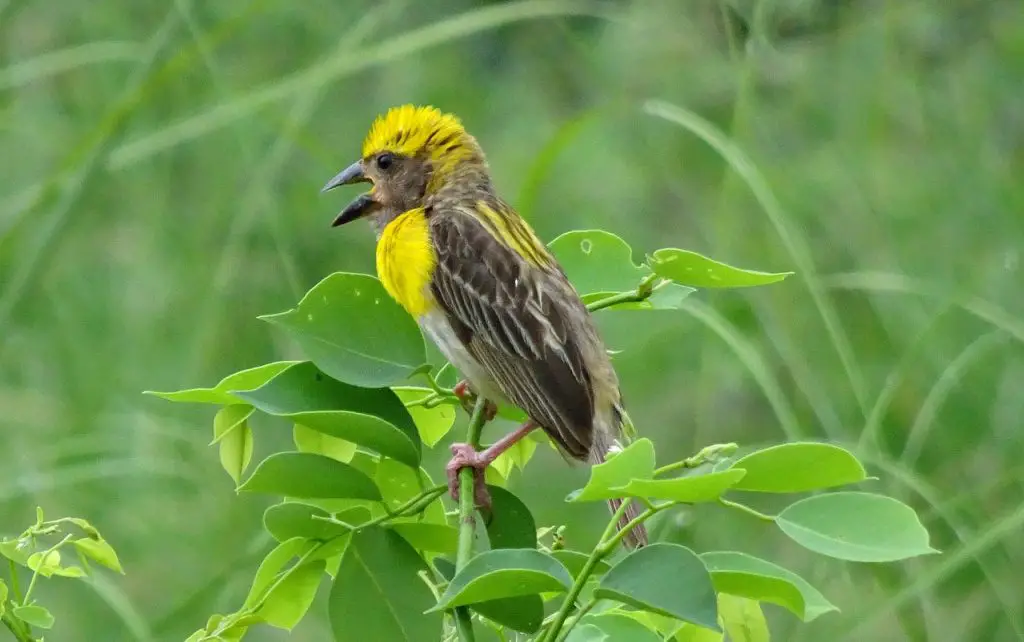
376, 208, 436, 317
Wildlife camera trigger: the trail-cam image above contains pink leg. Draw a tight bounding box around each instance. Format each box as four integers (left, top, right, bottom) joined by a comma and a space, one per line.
446, 420, 538, 509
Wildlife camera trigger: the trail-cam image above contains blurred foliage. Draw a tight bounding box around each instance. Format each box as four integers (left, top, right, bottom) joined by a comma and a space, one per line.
0, 0, 1021, 640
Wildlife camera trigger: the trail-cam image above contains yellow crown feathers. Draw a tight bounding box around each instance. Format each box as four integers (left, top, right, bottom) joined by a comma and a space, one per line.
361, 105, 471, 161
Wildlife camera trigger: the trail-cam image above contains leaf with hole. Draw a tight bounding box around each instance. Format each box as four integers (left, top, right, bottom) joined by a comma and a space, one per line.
777, 492, 936, 562
648, 248, 792, 288
145, 361, 298, 405
330, 527, 440, 641
568, 439, 656, 502
615, 469, 745, 503
232, 361, 421, 466
549, 229, 649, 296
596, 543, 719, 631
391, 387, 457, 447
701, 551, 836, 621
239, 452, 381, 501
260, 272, 425, 388
432, 549, 572, 610
729, 442, 867, 493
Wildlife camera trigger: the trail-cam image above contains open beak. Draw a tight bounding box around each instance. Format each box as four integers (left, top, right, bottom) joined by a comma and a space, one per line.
321, 160, 378, 227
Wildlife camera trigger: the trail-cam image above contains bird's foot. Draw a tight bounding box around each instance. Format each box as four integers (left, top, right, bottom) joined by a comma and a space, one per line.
446, 443, 493, 510
452, 380, 498, 420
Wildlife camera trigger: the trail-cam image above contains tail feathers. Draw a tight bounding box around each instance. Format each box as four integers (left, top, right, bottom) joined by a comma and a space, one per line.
589, 413, 648, 549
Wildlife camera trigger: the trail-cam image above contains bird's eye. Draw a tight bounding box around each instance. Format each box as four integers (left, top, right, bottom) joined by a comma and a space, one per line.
376, 153, 395, 171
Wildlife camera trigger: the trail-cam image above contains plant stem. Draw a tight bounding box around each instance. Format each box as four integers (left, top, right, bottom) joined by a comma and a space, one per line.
653, 442, 738, 477
585, 275, 666, 313
718, 498, 776, 522
22, 534, 71, 604
453, 396, 490, 642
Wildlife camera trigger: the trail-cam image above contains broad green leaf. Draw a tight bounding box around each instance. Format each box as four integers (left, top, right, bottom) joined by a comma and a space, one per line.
232, 361, 421, 467
260, 272, 425, 388
648, 249, 792, 288
12, 605, 54, 629
218, 421, 253, 485
595, 543, 719, 631
391, 387, 457, 448
729, 443, 867, 493
491, 434, 537, 479
244, 537, 309, 608
27, 550, 85, 578
211, 404, 254, 444
568, 439, 656, 502
293, 424, 356, 462
374, 459, 446, 525
263, 502, 352, 541
432, 558, 544, 634
390, 523, 458, 555
259, 559, 325, 630
330, 527, 440, 642
565, 624, 609, 642
432, 549, 572, 610
72, 537, 124, 574
61, 516, 102, 540
549, 230, 648, 295
487, 485, 537, 549
614, 469, 746, 503
718, 594, 770, 642
776, 492, 937, 562
239, 452, 381, 501
0, 539, 28, 565
145, 361, 298, 405
701, 551, 837, 621
579, 613, 663, 642
676, 626, 723, 642
551, 550, 611, 580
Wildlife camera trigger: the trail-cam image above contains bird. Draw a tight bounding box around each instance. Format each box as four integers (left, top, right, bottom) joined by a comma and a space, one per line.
321, 104, 646, 548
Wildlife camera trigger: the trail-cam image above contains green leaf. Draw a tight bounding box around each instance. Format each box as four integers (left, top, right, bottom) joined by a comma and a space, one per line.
144, 361, 298, 405
244, 537, 309, 608
72, 537, 124, 574
491, 434, 537, 479
330, 527, 441, 642
595, 543, 719, 631
675, 625, 724, 642
232, 361, 421, 467
260, 272, 425, 388
648, 249, 792, 288
391, 387, 457, 448
28, 550, 83, 578
374, 459, 446, 525
211, 404, 254, 444
776, 492, 937, 562
566, 624, 609, 642
218, 421, 254, 485
432, 558, 544, 633
293, 424, 356, 462
0, 539, 28, 566
239, 452, 381, 501
263, 502, 353, 541
486, 485, 537, 549
568, 439, 656, 502
551, 550, 611, 580
259, 559, 325, 630
0, 579, 6, 617
549, 229, 649, 295
718, 594, 770, 642
615, 469, 746, 503
12, 605, 54, 629
390, 523, 458, 554
432, 549, 572, 610
729, 442, 867, 493
578, 613, 663, 642
701, 551, 837, 621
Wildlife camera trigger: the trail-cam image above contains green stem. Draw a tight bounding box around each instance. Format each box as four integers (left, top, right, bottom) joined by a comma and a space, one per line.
718, 498, 776, 522
653, 442, 738, 477
2, 613, 34, 642
452, 396, 490, 642
22, 534, 71, 604
313, 485, 447, 531
8, 560, 22, 603
554, 598, 598, 642
585, 275, 666, 313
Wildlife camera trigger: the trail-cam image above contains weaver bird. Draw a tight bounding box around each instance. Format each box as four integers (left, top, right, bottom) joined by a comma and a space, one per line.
322, 105, 646, 548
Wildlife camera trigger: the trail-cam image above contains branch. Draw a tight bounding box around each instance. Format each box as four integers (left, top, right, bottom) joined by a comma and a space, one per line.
453, 396, 490, 642
585, 273, 663, 313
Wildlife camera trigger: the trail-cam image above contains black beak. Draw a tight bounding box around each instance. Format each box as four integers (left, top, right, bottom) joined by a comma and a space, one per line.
321, 160, 370, 193
331, 192, 379, 227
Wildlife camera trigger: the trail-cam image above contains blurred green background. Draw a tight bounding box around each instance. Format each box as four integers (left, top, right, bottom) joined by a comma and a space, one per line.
1, 0, 1022, 640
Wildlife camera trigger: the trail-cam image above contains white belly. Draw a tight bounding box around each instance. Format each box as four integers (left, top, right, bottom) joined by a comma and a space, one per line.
418, 309, 507, 403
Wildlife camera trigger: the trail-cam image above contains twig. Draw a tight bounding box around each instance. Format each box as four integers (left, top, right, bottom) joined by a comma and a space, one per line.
452, 396, 490, 642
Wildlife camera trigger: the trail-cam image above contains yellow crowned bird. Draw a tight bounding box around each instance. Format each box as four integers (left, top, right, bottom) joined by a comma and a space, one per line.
321, 105, 646, 548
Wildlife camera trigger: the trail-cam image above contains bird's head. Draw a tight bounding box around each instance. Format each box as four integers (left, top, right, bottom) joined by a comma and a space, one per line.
322, 105, 485, 227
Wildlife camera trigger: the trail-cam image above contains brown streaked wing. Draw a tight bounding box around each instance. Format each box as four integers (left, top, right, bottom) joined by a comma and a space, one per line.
428, 207, 594, 459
